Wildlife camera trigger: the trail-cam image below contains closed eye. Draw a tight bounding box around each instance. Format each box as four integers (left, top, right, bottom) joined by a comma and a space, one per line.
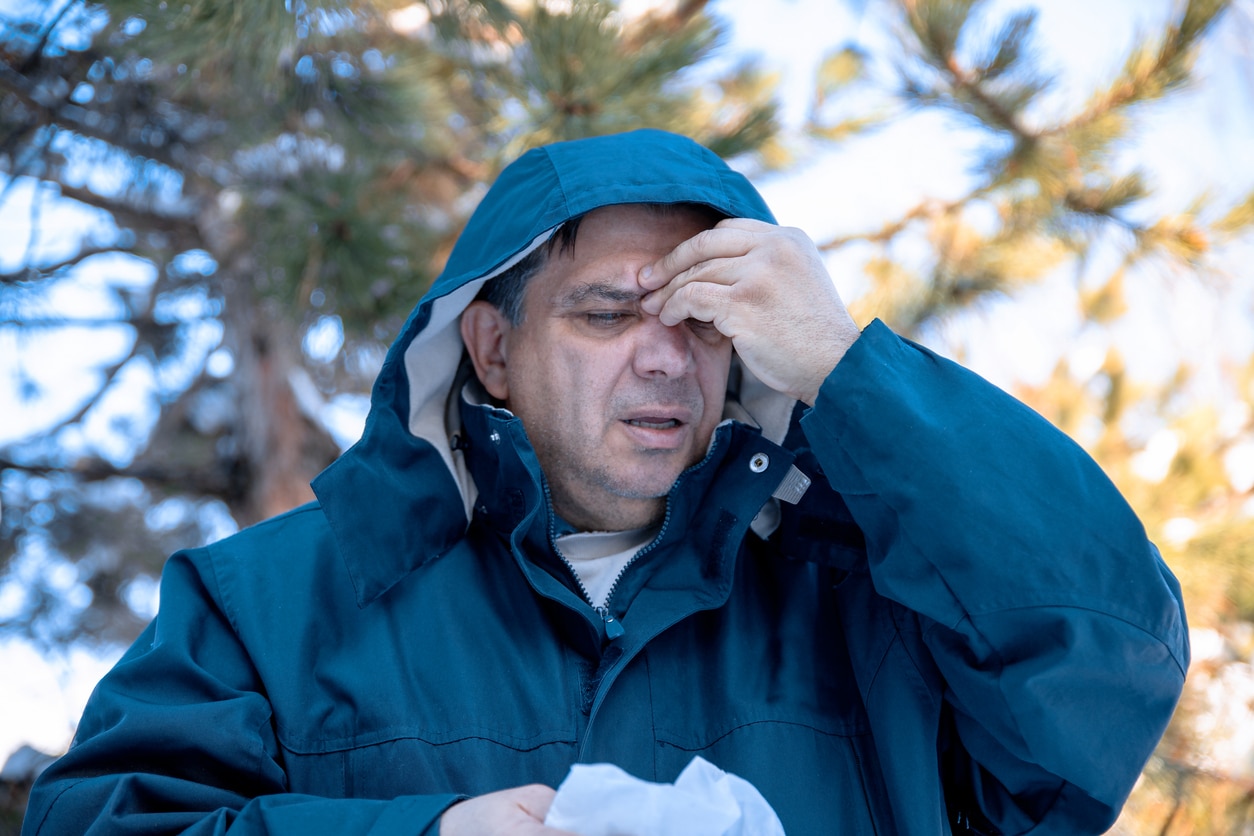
685, 318, 723, 340
586, 312, 631, 327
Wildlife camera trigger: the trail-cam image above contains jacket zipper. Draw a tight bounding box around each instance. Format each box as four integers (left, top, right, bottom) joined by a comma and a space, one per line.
539, 428, 728, 641
594, 498, 675, 641
566, 437, 737, 763
540, 480, 599, 617
542, 481, 641, 641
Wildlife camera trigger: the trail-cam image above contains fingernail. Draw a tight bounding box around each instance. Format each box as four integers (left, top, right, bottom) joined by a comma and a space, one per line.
639, 265, 653, 283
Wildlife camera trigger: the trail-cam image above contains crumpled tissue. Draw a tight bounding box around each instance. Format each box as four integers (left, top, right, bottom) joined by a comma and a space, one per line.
543, 756, 786, 836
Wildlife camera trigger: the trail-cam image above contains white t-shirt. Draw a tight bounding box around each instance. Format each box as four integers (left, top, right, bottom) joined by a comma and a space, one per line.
555, 526, 657, 609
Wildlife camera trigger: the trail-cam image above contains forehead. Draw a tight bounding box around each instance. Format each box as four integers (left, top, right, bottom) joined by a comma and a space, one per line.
529, 204, 718, 303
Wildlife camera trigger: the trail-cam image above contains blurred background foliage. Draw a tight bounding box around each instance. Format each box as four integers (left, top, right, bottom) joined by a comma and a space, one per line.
2, 0, 1254, 831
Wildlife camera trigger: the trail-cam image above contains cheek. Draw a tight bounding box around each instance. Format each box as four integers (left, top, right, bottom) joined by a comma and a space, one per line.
694, 341, 733, 398
540, 349, 613, 424
565, 344, 630, 389
512, 340, 584, 395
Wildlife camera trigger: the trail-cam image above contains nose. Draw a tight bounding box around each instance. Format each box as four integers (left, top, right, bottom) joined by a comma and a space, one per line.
632, 315, 694, 378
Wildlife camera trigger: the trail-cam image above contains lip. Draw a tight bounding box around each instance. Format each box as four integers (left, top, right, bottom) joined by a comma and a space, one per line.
618, 408, 694, 449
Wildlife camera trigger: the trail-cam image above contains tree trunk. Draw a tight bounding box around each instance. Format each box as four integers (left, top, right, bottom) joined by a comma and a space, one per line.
221, 269, 341, 528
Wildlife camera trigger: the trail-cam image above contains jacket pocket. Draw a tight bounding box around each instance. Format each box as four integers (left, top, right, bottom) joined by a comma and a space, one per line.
272, 641, 582, 800
279, 718, 579, 801
645, 597, 890, 836
654, 721, 888, 836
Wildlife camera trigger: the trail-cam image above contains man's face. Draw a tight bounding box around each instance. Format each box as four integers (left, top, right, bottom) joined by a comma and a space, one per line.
468, 204, 732, 531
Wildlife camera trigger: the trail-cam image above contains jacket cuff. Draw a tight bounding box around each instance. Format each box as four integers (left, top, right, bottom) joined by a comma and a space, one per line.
799, 318, 917, 495
384, 793, 464, 835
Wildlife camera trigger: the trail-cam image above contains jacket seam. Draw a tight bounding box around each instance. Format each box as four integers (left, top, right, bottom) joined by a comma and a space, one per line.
655, 717, 870, 750
276, 726, 576, 755
27, 775, 89, 836
961, 601, 1188, 681
202, 542, 242, 640
860, 625, 899, 703
545, 150, 570, 219
200, 543, 286, 781
953, 609, 1038, 820
644, 647, 659, 779
887, 603, 940, 703
955, 608, 1116, 832
201, 503, 325, 634
318, 494, 369, 606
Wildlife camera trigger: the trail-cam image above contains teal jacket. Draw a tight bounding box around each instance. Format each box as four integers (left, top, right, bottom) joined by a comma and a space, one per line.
24, 130, 1188, 835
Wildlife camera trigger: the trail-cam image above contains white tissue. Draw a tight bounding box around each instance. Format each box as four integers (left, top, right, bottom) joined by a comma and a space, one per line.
543, 756, 786, 836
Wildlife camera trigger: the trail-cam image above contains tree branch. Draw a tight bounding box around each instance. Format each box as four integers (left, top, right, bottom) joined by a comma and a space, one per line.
0, 117, 54, 206
0, 453, 236, 499
0, 52, 195, 175
18, 0, 83, 74
53, 182, 199, 238
818, 186, 990, 250
1046, 1, 1226, 139
21, 179, 46, 265
941, 56, 1034, 141
52, 336, 143, 431
0, 245, 126, 284
624, 0, 708, 46
0, 315, 172, 327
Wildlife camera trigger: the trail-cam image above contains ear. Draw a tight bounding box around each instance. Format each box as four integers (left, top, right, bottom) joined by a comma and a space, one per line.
460, 300, 512, 402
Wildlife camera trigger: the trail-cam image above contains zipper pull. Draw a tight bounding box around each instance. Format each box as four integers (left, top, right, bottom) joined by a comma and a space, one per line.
596, 606, 625, 641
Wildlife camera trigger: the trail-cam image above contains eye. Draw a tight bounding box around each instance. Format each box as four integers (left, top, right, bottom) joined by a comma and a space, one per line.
586, 312, 630, 327
685, 318, 722, 337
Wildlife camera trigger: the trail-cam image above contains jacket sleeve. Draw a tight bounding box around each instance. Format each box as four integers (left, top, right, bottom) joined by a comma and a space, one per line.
22, 548, 463, 836
799, 320, 1189, 835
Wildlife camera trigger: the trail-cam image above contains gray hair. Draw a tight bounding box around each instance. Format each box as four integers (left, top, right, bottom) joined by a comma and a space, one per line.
477, 216, 585, 325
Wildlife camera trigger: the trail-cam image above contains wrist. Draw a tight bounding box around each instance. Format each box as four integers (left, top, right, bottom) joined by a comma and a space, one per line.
795, 323, 859, 405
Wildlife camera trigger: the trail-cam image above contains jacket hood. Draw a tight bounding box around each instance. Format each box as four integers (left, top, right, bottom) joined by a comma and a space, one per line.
313, 129, 793, 606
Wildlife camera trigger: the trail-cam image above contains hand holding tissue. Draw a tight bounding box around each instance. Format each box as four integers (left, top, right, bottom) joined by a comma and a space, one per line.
543, 756, 786, 836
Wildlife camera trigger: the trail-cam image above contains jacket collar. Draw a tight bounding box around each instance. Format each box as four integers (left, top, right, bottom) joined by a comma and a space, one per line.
311, 394, 469, 608
312, 375, 797, 612
458, 398, 797, 618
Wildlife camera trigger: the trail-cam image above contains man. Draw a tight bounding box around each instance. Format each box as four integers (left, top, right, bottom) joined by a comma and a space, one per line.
24, 129, 1187, 835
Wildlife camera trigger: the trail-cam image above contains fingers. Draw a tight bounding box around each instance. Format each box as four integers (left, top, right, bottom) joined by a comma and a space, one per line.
439, 784, 577, 836
512, 783, 558, 822
653, 279, 736, 330
637, 218, 768, 294
637, 219, 804, 318
637, 220, 785, 330
633, 217, 860, 405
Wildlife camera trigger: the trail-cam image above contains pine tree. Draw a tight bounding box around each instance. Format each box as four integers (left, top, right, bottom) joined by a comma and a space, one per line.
805, 1, 1254, 830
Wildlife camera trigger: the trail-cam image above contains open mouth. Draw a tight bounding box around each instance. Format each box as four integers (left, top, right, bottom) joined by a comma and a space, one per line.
625, 418, 682, 430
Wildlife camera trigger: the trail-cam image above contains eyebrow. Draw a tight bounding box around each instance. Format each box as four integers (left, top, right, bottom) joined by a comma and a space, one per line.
556, 282, 643, 308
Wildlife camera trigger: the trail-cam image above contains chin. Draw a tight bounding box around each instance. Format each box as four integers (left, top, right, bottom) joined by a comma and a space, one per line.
604, 472, 685, 501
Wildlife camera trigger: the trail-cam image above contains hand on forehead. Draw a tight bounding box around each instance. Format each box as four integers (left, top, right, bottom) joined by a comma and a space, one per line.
637, 218, 862, 406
